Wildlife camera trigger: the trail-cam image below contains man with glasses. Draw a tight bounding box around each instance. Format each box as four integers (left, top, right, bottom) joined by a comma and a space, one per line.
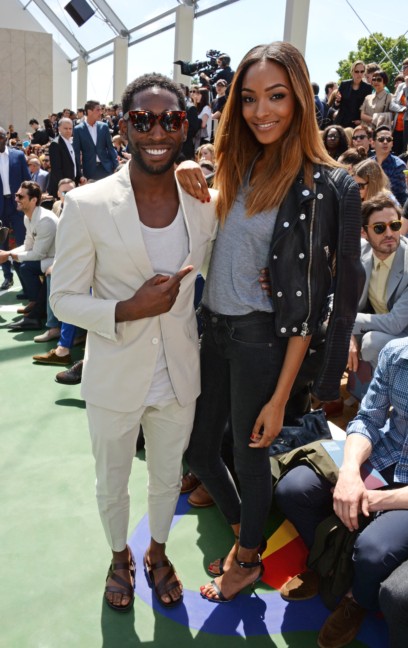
371, 125, 408, 206
351, 124, 372, 153
0, 181, 58, 330
347, 193, 408, 373
0, 127, 30, 290
50, 73, 217, 613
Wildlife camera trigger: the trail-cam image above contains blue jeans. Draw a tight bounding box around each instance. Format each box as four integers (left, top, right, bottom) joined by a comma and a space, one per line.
275, 464, 408, 610
46, 275, 60, 329
185, 307, 287, 548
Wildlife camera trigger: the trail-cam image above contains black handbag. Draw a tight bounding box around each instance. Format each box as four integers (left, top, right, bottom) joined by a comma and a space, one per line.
269, 409, 332, 456
0, 220, 9, 245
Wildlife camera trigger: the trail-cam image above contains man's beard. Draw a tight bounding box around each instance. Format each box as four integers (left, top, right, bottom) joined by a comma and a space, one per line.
128, 141, 181, 176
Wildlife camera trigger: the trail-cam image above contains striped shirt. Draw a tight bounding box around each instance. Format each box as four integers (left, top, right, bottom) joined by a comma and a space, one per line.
346, 337, 408, 483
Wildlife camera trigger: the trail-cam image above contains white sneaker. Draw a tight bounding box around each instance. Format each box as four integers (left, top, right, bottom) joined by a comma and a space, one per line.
34, 328, 61, 343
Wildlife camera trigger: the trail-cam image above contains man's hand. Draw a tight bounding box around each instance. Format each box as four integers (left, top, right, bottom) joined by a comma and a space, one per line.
175, 161, 211, 203
333, 468, 369, 531
115, 266, 193, 322
347, 334, 360, 372
0, 250, 10, 264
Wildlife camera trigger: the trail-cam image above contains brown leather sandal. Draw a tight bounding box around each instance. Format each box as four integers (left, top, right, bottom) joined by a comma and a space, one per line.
143, 554, 183, 608
104, 550, 136, 613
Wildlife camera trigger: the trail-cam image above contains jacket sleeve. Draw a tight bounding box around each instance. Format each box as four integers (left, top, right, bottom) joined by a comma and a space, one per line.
50, 193, 118, 339
353, 288, 408, 336
73, 127, 82, 176
103, 124, 119, 170
16, 216, 56, 262
312, 170, 365, 400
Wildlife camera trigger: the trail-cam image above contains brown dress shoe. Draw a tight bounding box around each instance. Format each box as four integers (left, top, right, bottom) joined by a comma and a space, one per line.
280, 570, 319, 601
188, 483, 214, 508
180, 472, 201, 494
55, 360, 83, 385
33, 348, 72, 365
17, 300, 36, 315
317, 596, 366, 648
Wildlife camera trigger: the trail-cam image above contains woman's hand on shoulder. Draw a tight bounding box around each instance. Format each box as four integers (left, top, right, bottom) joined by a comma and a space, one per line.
175, 160, 211, 202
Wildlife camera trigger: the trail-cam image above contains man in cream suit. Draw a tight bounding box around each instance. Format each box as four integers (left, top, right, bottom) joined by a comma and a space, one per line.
348, 193, 408, 371
50, 74, 216, 612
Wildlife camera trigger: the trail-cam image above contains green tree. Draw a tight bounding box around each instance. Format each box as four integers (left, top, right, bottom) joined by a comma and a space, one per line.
337, 33, 408, 86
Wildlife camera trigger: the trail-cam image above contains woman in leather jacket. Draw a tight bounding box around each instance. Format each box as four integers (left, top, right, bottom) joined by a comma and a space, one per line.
175, 41, 364, 603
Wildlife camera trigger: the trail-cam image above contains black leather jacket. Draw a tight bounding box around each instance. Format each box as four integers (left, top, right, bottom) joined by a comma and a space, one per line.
268, 165, 365, 401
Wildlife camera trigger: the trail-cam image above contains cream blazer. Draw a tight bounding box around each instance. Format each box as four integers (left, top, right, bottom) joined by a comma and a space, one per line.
50, 163, 217, 412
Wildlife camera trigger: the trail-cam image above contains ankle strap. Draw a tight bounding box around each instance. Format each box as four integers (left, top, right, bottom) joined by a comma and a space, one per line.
235, 554, 262, 569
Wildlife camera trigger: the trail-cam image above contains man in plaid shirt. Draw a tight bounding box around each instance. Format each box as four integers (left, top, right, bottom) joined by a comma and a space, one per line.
275, 337, 408, 648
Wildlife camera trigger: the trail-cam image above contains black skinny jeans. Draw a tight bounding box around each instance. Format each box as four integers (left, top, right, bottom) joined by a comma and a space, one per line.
186, 307, 287, 548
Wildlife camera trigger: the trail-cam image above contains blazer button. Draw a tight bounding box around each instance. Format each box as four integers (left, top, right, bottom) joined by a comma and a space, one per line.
152, 337, 159, 345
280, 327, 287, 333
277, 291, 283, 297
296, 290, 302, 296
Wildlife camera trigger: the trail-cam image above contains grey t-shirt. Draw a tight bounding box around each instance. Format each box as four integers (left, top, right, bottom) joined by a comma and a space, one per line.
203, 186, 277, 315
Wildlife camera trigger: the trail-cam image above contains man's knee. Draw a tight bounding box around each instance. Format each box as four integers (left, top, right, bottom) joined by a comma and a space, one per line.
379, 563, 408, 615
360, 332, 393, 368
275, 465, 322, 513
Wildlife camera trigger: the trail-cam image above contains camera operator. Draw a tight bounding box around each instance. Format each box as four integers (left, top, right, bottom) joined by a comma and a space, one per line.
200, 53, 234, 89
211, 79, 228, 120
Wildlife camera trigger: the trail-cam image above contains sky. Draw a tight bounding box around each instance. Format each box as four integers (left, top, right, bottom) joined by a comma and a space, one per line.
64, 0, 408, 105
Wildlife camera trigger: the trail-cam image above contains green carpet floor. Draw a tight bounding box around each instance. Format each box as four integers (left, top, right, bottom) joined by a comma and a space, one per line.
0, 282, 386, 648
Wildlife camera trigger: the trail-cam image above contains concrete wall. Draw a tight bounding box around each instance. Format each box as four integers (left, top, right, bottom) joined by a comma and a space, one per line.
0, 28, 52, 138
0, 0, 72, 134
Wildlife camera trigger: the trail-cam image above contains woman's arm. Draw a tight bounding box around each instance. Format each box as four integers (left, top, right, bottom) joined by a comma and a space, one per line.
250, 334, 311, 448
200, 112, 209, 129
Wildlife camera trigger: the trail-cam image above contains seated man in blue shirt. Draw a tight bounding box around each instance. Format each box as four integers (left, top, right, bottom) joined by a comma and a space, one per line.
371, 125, 408, 206
275, 337, 408, 648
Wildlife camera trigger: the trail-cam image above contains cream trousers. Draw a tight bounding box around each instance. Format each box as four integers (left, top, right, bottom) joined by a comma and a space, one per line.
86, 399, 195, 551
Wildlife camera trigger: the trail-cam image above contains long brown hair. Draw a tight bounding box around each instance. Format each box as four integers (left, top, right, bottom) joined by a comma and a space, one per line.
214, 42, 337, 221
354, 158, 391, 200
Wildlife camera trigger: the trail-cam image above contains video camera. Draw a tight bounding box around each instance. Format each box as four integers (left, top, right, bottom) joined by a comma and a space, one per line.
174, 49, 222, 78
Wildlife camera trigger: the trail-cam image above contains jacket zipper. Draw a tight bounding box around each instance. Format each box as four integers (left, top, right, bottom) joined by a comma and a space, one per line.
301, 185, 316, 339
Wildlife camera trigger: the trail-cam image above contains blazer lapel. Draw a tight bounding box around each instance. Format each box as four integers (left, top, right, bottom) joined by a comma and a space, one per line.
386, 244, 405, 304
359, 243, 373, 308
110, 165, 153, 280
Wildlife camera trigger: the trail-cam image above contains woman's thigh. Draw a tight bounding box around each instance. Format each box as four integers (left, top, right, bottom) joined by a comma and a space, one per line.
227, 315, 287, 470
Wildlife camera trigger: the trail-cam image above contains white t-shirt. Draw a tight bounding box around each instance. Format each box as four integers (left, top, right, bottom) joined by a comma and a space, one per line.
198, 105, 212, 141
140, 207, 189, 405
